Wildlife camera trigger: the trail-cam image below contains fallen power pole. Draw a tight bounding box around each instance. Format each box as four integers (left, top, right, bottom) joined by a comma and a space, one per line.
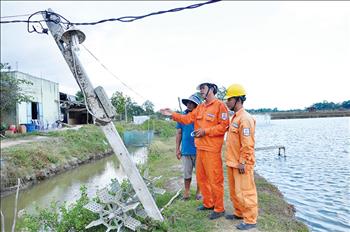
42, 9, 163, 221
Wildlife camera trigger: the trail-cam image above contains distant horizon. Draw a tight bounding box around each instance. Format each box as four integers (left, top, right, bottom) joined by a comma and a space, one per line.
2, 68, 349, 113
246, 100, 350, 112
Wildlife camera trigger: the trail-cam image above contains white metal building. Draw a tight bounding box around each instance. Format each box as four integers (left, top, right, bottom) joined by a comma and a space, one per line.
2, 71, 60, 128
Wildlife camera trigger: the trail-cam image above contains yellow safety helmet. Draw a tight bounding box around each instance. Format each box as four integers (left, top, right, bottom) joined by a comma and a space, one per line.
224, 84, 246, 100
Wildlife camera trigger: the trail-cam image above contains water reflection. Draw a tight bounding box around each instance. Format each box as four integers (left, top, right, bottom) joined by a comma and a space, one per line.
1, 146, 147, 231
254, 116, 350, 232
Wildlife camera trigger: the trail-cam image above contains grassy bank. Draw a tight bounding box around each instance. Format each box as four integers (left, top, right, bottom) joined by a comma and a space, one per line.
0, 119, 177, 191
147, 136, 309, 232
1, 125, 111, 190
1, 122, 308, 231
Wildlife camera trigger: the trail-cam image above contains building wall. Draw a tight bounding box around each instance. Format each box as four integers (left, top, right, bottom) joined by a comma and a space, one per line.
133, 115, 150, 125
11, 72, 60, 126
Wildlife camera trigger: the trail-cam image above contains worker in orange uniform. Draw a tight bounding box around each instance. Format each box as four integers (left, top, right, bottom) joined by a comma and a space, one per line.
224, 84, 258, 230
160, 82, 229, 220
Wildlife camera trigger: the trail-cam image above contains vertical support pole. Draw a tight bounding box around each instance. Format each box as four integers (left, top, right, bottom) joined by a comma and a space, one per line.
125, 103, 127, 123
42, 9, 163, 221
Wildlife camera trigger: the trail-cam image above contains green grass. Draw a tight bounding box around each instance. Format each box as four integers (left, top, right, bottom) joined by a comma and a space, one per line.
1, 125, 111, 188
161, 198, 213, 232
256, 175, 309, 232
1, 119, 176, 189
146, 136, 216, 232
147, 136, 309, 232
137, 135, 212, 231
5, 121, 308, 231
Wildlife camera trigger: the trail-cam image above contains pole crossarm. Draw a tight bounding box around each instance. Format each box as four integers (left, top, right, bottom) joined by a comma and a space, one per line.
42, 9, 163, 221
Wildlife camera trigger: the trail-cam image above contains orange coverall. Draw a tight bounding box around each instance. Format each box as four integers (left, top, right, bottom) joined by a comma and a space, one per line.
172, 98, 229, 213
225, 108, 258, 224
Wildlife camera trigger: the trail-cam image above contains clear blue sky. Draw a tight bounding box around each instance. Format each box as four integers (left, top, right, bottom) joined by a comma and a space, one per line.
1, 1, 349, 110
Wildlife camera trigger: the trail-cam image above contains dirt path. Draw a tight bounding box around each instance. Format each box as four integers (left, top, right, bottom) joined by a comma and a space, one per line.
1, 136, 50, 149
1, 126, 83, 149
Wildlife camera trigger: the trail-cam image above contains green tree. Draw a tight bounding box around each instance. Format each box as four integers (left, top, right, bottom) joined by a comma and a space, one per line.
312, 100, 341, 111
216, 86, 226, 100
142, 100, 154, 115
111, 91, 127, 121
0, 63, 33, 121
341, 100, 350, 109
75, 91, 84, 102
128, 101, 145, 118
110, 91, 150, 121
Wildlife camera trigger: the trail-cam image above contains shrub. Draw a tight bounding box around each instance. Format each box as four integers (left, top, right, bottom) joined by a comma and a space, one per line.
17, 186, 103, 232
140, 119, 176, 138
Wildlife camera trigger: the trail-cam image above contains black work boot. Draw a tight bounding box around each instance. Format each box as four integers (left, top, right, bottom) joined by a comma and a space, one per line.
225, 214, 243, 220
236, 222, 257, 230
196, 205, 214, 211
208, 211, 225, 220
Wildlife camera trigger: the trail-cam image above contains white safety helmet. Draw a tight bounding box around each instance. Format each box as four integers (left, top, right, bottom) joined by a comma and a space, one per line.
196, 82, 218, 95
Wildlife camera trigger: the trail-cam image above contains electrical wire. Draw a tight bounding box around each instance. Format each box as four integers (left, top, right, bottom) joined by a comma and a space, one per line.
67, 0, 221, 25
81, 44, 147, 101
0, 13, 31, 19
0, 0, 221, 34
71, 44, 112, 123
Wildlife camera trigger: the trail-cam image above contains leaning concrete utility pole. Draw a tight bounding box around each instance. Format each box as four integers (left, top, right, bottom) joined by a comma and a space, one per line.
42, 9, 163, 221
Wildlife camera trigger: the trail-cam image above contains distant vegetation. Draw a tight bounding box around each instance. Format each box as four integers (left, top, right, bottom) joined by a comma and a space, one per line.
247, 100, 350, 113
110, 91, 155, 121
309, 100, 350, 111
75, 90, 159, 122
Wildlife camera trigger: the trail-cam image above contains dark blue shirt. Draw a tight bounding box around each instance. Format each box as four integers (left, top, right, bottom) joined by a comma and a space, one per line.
176, 110, 196, 156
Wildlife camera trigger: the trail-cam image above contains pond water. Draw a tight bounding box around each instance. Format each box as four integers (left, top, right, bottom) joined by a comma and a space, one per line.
254, 116, 350, 232
1, 146, 147, 231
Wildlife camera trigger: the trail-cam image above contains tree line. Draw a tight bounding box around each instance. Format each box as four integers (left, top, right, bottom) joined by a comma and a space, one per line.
309, 100, 350, 111
1, 60, 349, 124
76, 90, 155, 121
247, 100, 350, 113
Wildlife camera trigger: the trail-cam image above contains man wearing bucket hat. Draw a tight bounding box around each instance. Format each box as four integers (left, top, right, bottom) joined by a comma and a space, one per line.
176, 93, 202, 201
224, 84, 258, 230
161, 82, 229, 220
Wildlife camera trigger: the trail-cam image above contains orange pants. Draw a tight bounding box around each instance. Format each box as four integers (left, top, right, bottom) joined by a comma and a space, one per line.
196, 149, 224, 213
227, 167, 258, 224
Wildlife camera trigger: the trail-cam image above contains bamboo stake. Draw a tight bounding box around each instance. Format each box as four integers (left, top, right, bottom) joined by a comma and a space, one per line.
11, 178, 20, 232
160, 188, 182, 212
1, 210, 5, 232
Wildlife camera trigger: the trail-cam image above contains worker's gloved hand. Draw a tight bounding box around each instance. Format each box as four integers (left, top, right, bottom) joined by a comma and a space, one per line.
238, 163, 245, 174
194, 128, 205, 138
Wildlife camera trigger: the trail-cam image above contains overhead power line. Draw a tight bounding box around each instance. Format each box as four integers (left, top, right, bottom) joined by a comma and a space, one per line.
0, 14, 31, 19
81, 44, 147, 102
0, 0, 221, 34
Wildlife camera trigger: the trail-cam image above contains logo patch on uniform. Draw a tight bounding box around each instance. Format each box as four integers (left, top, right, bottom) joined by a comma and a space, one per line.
243, 128, 250, 136
221, 113, 227, 120
207, 113, 215, 117
232, 122, 239, 128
